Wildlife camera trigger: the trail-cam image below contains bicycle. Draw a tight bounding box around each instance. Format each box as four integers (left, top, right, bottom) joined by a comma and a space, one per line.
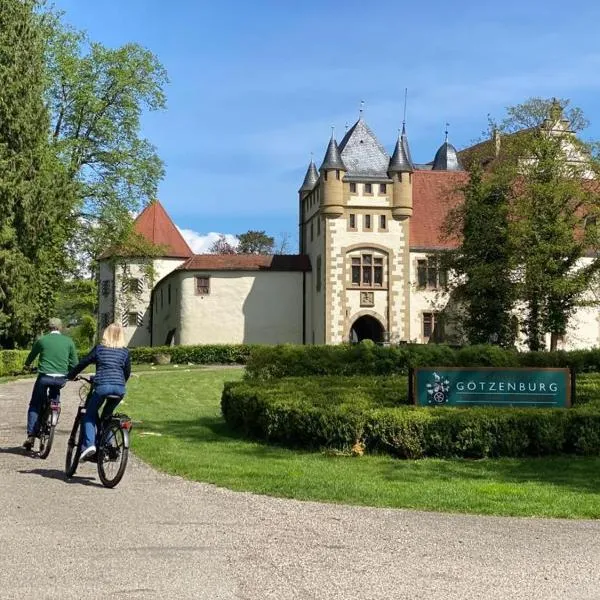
65, 375, 133, 488
29, 372, 67, 459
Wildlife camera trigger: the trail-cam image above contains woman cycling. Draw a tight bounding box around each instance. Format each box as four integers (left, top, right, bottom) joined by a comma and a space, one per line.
68, 323, 131, 460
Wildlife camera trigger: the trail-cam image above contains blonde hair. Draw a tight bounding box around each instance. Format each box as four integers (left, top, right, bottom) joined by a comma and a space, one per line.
101, 323, 126, 348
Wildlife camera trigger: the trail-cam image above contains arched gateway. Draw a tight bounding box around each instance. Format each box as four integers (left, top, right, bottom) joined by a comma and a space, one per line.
349, 315, 385, 343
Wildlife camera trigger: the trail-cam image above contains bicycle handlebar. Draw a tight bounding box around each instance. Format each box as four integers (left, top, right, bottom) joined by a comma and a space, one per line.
75, 375, 94, 384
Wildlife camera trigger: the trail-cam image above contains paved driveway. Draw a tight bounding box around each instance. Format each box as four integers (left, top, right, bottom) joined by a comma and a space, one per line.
1, 378, 599, 599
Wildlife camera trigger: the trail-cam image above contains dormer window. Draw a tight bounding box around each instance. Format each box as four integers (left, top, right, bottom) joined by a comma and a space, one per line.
364, 183, 372, 194
350, 182, 357, 193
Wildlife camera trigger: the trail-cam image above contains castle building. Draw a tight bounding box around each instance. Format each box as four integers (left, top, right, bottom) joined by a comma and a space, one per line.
98, 106, 600, 349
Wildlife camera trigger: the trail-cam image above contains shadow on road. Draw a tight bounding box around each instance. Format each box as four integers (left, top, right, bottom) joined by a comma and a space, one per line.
18, 468, 101, 487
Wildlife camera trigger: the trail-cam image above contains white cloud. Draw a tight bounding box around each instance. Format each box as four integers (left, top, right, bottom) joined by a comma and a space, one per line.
178, 228, 239, 254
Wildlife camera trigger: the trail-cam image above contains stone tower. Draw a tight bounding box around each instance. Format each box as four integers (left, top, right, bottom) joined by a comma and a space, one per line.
300, 117, 414, 344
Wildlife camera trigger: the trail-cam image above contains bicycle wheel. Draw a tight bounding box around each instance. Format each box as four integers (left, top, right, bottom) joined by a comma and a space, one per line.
97, 423, 129, 488
38, 408, 55, 459
65, 416, 83, 478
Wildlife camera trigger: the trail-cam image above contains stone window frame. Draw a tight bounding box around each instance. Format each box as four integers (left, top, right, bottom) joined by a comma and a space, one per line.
123, 277, 143, 294
379, 214, 388, 232
310, 220, 314, 242
348, 213, 357, 232
422, 311, 444, 343
316, 255, 322, 292
364, 183, 373, 195
349, 182, 357, 194
196, 276, 210, 296
364, 214, 372, 231
379, 183, 387, 194
124, 311, 143, 328
350, 252, 385, 289
317, 217, 321, 236
416, 255, 448, 290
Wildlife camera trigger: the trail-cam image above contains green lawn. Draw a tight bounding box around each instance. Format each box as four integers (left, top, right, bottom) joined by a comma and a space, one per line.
125, 368, 600, 519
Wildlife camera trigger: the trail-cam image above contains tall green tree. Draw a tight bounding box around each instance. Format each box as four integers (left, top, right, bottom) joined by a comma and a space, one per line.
42, 12, 168, 271
0, 0, 75, 347
444, 167, 516, 346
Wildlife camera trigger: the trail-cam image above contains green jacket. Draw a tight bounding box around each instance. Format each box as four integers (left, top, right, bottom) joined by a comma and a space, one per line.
25, 332, 78, 375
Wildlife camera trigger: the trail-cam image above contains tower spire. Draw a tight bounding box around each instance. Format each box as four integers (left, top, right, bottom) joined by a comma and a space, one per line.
402, 88, 408, 133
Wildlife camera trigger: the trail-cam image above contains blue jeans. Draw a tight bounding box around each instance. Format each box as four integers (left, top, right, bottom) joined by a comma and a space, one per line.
83, 384, 125, 450
27, 375, 67, 435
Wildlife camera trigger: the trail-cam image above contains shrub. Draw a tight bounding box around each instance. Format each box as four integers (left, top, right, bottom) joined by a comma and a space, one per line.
0, 350, 29, 376
244, 344, 600, 380
221, 375, 600, 459
129, 344, 256, 365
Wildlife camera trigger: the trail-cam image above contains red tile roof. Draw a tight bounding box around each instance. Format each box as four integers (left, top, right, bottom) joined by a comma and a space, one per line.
133, 200, 193, 258
178, 254, 311, 272
410, 170, 468, 250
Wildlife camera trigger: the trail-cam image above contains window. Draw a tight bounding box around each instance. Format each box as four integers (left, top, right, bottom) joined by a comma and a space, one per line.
124, 278, 142, 294
364, 183, 372, 194
349, 214, 356, 229
364, 214, 372, 230
351, 254, 385, 288
380, 215, 387, 230
423, 312, 444, 342
316, 255, 322, 292
196, 276, 210, 295
416, 257, 448, 290
317, 217, 321, 236
336, 169, 340, 180
350, 182, 357, 193
310, 221, 314, 241
101, 280, 111, 297
168, 283, 171, 305
127, 312, 141, 328
324, 170, 328, 181
100, 312, 110, 329
380, 183, 387, 194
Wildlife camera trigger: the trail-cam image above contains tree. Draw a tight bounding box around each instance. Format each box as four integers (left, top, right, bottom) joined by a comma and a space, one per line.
42, 11, 168, 272
237, 230, 274, 255
444, 167, 517, 347
0, 0, 76, 347
209, 235, 237, 254
455, 97, 600, 351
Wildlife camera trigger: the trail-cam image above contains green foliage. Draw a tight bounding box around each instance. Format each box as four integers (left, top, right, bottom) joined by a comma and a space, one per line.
42, 8, 168, 270
0, 0, 76, 347
236, 230, 275, 255
222, 375, 600, 459
444, 166, 516, 347
54, 278, 97, 326
129, 344, 256, 365
0, 349, 29, 376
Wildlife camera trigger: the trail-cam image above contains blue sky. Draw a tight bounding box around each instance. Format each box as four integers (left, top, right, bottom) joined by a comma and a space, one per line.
53, 0, 600, 252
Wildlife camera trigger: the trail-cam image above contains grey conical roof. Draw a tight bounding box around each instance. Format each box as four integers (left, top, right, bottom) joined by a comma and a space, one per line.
388, 124, 414, 173
338, 117, 389, 178
320, 136, 346, 171
299, 160, 319, 192
432, 140, 463, 171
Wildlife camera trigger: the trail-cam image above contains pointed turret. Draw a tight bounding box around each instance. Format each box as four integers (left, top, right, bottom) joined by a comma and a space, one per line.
299, 160, 319, 193
320, 135, 346, 171
388, 124, 414, 174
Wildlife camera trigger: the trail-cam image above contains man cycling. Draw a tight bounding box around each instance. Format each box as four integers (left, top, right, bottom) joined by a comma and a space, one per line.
23, 318, 78, 450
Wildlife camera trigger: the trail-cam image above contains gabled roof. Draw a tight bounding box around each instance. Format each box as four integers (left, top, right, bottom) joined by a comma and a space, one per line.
133, 200, 193, 258
410, 170, 468, 250
338, 118, 390, 178
178, 254, 311, 272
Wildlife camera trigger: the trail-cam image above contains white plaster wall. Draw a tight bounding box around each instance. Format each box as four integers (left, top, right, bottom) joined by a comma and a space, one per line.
153, 274, 182, 346
304, 213, 325, 344
178, 271, 303, 345
113, 258, 185, 347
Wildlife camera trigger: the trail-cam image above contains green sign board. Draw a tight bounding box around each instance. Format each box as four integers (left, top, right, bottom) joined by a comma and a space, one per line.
412, 368, 571, 408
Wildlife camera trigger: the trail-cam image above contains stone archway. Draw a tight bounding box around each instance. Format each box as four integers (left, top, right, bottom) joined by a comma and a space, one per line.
349, 315, 385, 343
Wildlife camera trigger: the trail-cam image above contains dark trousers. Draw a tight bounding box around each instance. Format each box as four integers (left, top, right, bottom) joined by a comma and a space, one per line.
27, 374, 67, 435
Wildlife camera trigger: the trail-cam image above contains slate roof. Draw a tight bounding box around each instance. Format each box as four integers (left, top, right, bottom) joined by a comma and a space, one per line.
388, 124, 414, 173
432, 140, 464, 171
320, 137, 345, 170
178, 254, 311, 272
338, 118, 390, 178
299, 160, 319, 191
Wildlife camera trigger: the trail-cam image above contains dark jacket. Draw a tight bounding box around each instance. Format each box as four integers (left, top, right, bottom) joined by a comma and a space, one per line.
68, 345, 131, 387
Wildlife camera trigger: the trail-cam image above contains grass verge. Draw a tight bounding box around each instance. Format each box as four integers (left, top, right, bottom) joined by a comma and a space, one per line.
126, 369, 600, 519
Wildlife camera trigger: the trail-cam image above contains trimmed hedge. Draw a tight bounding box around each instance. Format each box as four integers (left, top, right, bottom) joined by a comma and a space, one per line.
0, 350, 29, 377
244, 344, 600, 380
221, 375, 600, 459
129, 344, 256, 365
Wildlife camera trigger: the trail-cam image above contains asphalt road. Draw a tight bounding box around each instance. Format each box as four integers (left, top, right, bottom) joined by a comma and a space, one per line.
1, 378, 599, 600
